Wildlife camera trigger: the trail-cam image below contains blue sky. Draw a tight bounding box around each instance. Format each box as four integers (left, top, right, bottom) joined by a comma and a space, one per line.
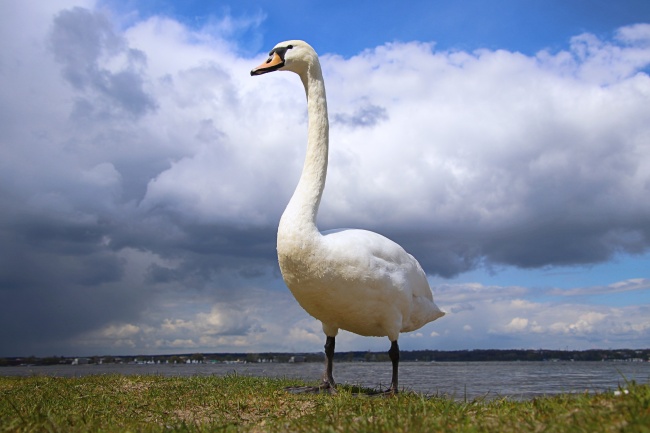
1, 0, 649, 357
109, 0, 650, 56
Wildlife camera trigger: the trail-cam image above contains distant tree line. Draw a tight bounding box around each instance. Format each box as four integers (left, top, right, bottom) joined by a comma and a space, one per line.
365, 348, 650, 363
1, 348, 648, 367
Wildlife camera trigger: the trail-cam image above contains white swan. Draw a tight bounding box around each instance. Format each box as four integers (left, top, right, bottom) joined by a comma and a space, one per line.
251, 40, 444, 394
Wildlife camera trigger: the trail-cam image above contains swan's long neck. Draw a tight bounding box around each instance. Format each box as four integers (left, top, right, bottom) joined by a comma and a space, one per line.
279, 58, 328, 237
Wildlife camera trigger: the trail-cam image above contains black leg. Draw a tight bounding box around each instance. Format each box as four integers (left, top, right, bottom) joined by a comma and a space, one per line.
285, 335, 337, 395
322, 336, 336, 391
388, 340, 399, 394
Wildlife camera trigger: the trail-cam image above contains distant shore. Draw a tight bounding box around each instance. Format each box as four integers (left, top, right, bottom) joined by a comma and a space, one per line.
2, 348, 648, 368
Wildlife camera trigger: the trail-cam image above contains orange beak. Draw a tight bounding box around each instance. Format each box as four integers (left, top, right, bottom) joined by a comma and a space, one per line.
251, 52, 284, 76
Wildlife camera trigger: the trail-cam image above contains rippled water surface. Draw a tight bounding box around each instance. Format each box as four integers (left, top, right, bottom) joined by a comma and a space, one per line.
3, 361, 648, 400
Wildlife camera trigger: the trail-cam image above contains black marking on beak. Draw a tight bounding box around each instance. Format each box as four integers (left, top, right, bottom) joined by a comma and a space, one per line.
251, 44, 294, 76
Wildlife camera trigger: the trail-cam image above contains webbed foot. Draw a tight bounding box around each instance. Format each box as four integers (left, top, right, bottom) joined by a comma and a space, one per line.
285, 381, 337, 395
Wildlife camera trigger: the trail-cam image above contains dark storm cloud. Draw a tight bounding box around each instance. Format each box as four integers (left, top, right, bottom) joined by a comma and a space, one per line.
0, 4, 283, 356
50, 7, 156, 117
0, 214, 141, 354
0, 188, 278, 356
484, 223, 650, 269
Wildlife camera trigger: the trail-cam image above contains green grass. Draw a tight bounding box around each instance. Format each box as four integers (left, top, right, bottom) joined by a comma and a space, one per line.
0, 374, 648, 432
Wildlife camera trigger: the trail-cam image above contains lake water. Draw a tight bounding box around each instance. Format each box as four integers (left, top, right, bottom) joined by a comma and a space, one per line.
2, 361, 648, 400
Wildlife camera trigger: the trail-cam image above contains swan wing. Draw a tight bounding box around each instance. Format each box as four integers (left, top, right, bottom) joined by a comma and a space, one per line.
321, 228, 444, 332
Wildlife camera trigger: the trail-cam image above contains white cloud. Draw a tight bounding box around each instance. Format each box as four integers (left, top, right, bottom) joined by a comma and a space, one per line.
548, 278, 650, 297
65, 275, 650, 355
505, 317, 529, 332
100, 323, 140, 338
288, 321, 325, 347
437, 283, 529, 305
1, 1, 649, 355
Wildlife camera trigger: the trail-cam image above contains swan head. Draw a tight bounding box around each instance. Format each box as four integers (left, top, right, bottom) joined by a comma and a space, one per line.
250, 40, 317, 76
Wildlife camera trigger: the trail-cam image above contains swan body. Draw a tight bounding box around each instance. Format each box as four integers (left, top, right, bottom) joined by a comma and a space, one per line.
279, 227, 442, 340
251, 40, 444, 393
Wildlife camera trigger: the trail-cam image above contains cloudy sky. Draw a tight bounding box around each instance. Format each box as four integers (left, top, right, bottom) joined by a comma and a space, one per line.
1, 0, 649, 357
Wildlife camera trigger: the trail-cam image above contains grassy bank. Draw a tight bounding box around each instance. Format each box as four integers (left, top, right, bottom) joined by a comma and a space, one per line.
0, 374, 648, 432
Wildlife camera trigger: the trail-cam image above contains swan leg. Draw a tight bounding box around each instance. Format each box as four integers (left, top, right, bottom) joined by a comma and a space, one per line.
320, 335, 337, 392
388, 340, 399, 394
368, 340, 399, 396
285, 335, 336, 395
